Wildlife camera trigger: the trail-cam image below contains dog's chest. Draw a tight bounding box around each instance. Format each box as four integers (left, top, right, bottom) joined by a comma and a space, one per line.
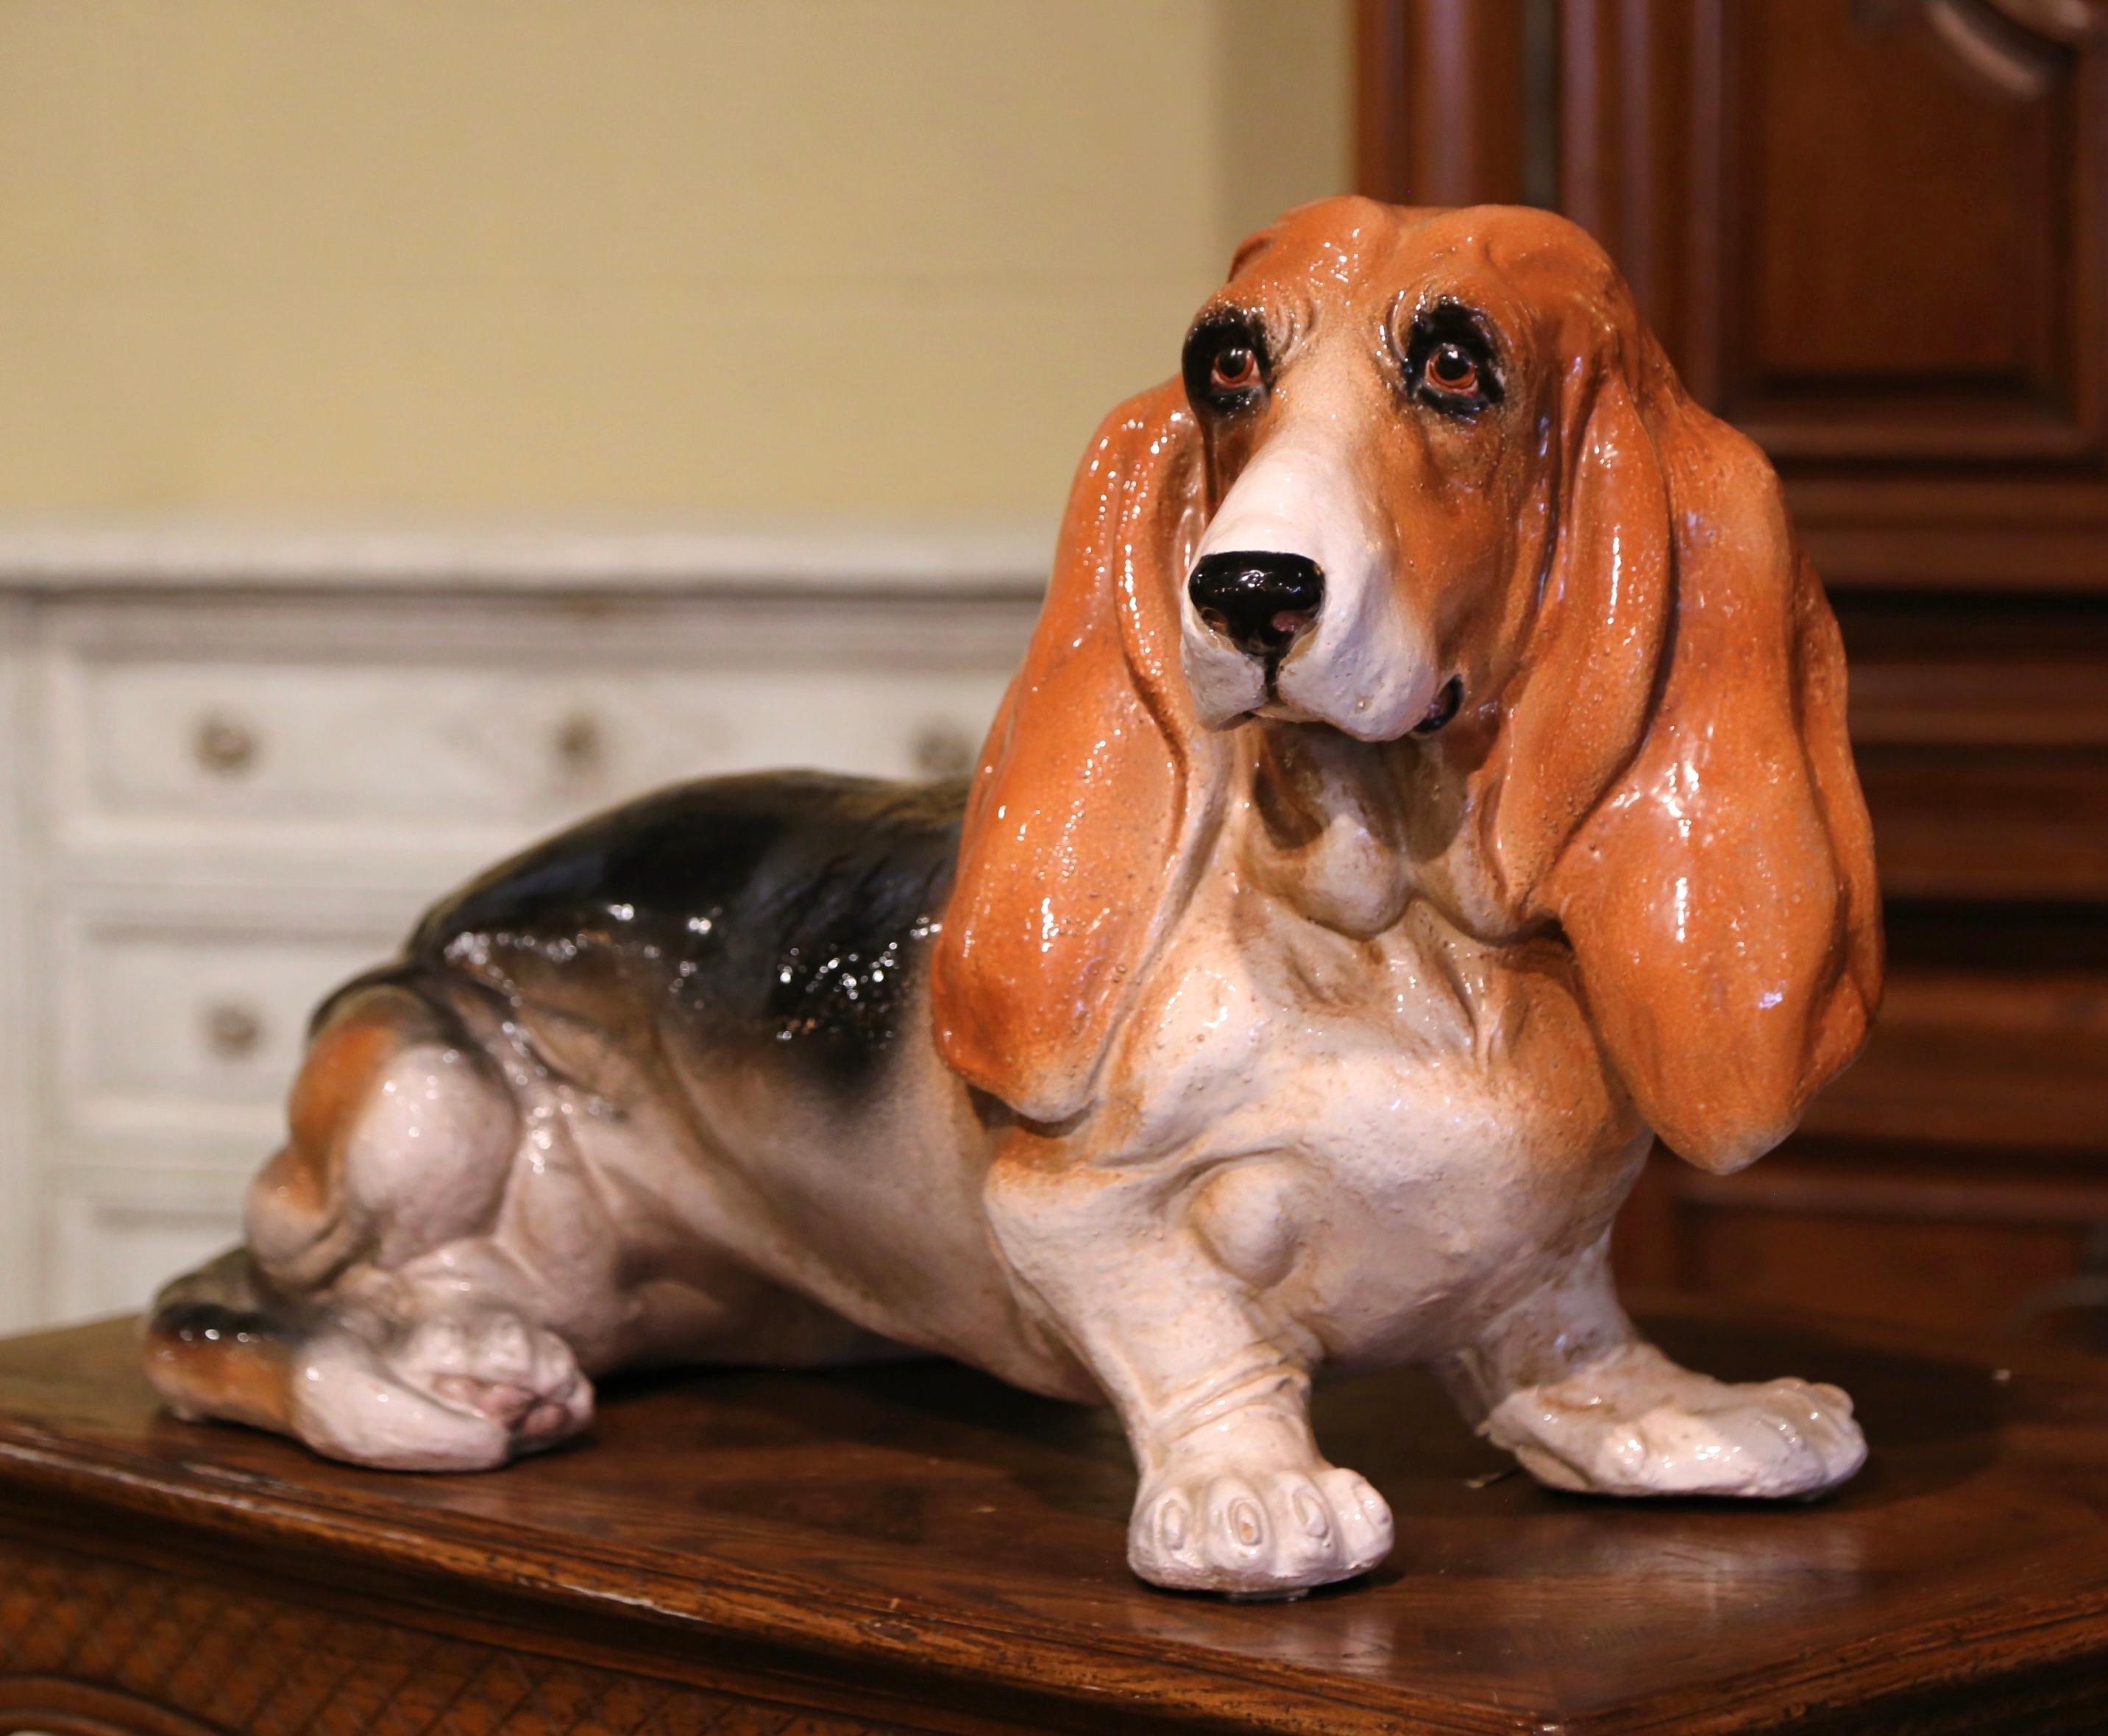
1126, 885, 1617, 1127
1109, 892, 1644, 1353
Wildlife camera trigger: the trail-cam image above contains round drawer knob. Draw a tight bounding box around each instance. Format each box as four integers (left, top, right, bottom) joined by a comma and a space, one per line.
911, 720, 976, 779
194, 712, 259, 776
553, 710, 606, 776
202, 1001, 264, 1061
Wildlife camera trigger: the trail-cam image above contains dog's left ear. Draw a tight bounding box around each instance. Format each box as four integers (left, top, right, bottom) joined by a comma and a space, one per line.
1489, 350, 1882, 1175
931, 380, 1226, 1124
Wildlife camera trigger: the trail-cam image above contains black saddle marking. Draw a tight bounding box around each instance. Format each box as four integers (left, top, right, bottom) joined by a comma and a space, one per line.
407, 770, 969, 1094
152, 1298, 296, 1349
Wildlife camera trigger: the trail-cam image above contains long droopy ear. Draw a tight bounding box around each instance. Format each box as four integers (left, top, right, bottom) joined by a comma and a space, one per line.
932, 381, 1224, 1123
1488, 347, 1882, 1175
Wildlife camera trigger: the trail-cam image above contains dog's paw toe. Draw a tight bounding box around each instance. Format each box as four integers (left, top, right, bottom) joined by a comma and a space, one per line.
1130, 1459, 1392, 1595
399, 1310, 592, 1452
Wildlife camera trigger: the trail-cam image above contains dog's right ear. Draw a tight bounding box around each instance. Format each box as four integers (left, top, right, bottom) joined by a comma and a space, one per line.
1484, 333, 1881, 1175
932, 381, 1225, 1124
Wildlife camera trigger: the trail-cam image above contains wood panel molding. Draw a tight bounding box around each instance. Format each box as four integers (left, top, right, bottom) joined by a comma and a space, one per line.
0, 1676, 227, 1736
1921, 0, 2108, 99
1561, 0, 2108, 475
1354, 0, 1530, 205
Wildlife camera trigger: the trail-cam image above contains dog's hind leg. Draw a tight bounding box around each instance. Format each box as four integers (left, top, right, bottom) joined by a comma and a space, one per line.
1437, 1231, 1867, 1499
146, 1244, 306, 1434
146, 979, 597, 1470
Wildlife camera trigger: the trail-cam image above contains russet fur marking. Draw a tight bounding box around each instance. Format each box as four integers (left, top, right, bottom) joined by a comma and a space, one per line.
147, 199, 1881, 1598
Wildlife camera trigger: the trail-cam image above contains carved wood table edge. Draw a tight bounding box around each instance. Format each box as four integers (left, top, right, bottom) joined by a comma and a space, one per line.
2, 1301, 2108, 1735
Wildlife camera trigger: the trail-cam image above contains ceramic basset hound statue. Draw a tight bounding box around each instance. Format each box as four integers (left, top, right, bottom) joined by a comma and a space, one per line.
148, 197, 1882, 1598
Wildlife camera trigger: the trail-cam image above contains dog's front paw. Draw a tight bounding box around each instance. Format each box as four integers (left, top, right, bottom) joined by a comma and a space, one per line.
288, 1305, 594, 1472
1486, 1342, 1866, 1500
1129, 1456, 1393, 1596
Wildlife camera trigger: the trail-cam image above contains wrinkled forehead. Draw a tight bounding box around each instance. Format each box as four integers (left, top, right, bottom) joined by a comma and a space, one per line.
1218, 197, 1627, 358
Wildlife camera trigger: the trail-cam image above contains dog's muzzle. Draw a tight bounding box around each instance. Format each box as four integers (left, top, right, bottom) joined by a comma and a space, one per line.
1187, 551, 1324, 660
1180, 416, 1439, 741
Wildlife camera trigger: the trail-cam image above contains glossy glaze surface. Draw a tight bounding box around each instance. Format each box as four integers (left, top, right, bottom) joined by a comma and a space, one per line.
147, 199, 1881, 1597
415, 770, 965, 1099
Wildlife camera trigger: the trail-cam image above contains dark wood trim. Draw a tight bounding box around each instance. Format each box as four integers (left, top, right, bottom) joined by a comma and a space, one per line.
1673, 1160, 2108, 1226
1354, 0, 1529, 205
1353, 0, 1415, 202
2079, 38, 2108, 453
11, 1314, 2108, 1732
1558, 0, 1703, 374
0, 1676, 227, 1736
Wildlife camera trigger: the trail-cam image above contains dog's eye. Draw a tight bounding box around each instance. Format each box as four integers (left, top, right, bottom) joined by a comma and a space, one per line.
1402, 300, 1503, 419
1183, 309, 1271, 414
1425, 344, 1478, 397
1210, 347, 1260, 393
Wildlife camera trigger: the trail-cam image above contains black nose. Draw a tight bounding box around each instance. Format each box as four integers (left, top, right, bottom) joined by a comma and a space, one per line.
1187, 551, 1325, 659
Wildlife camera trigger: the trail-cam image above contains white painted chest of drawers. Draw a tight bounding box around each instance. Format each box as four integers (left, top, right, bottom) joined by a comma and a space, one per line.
0, 527, 1044, 1331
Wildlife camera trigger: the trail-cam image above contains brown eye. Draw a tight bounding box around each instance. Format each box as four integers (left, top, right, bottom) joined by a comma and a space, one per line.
1210, 346, 1260, 392
1427, 343, 1478, 394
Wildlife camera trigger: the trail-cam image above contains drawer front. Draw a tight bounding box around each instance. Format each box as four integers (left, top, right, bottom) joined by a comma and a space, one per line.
57, 660, 1008, 851
1857, 747, 2108, 900
1799, 966, 2108, 1153
1838, 593, 2108, 901
1681, 1197, 2094, 1339
45, 595, 1026, 863
1619, 1155, 2108, 1350
53, 901, 416, 1138
48, 1183, 246, 1320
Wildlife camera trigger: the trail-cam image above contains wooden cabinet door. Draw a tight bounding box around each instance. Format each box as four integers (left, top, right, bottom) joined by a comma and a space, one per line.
1359, 0, 2108, 1345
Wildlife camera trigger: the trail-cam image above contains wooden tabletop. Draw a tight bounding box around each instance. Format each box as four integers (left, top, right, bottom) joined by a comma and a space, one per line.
1, 1304, 2106, 1735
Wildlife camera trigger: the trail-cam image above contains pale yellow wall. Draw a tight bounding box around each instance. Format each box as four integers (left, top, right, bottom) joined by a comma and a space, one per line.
0, 1, 1351, 520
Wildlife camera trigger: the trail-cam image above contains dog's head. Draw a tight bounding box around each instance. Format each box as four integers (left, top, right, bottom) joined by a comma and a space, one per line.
933, 198, 1881, 1172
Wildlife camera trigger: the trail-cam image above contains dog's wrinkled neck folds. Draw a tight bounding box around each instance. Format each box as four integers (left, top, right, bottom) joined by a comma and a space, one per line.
1234, 718, 1427, 941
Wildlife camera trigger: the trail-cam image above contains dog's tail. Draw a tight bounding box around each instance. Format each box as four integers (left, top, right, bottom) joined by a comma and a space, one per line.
143, 1247, 305, 1433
